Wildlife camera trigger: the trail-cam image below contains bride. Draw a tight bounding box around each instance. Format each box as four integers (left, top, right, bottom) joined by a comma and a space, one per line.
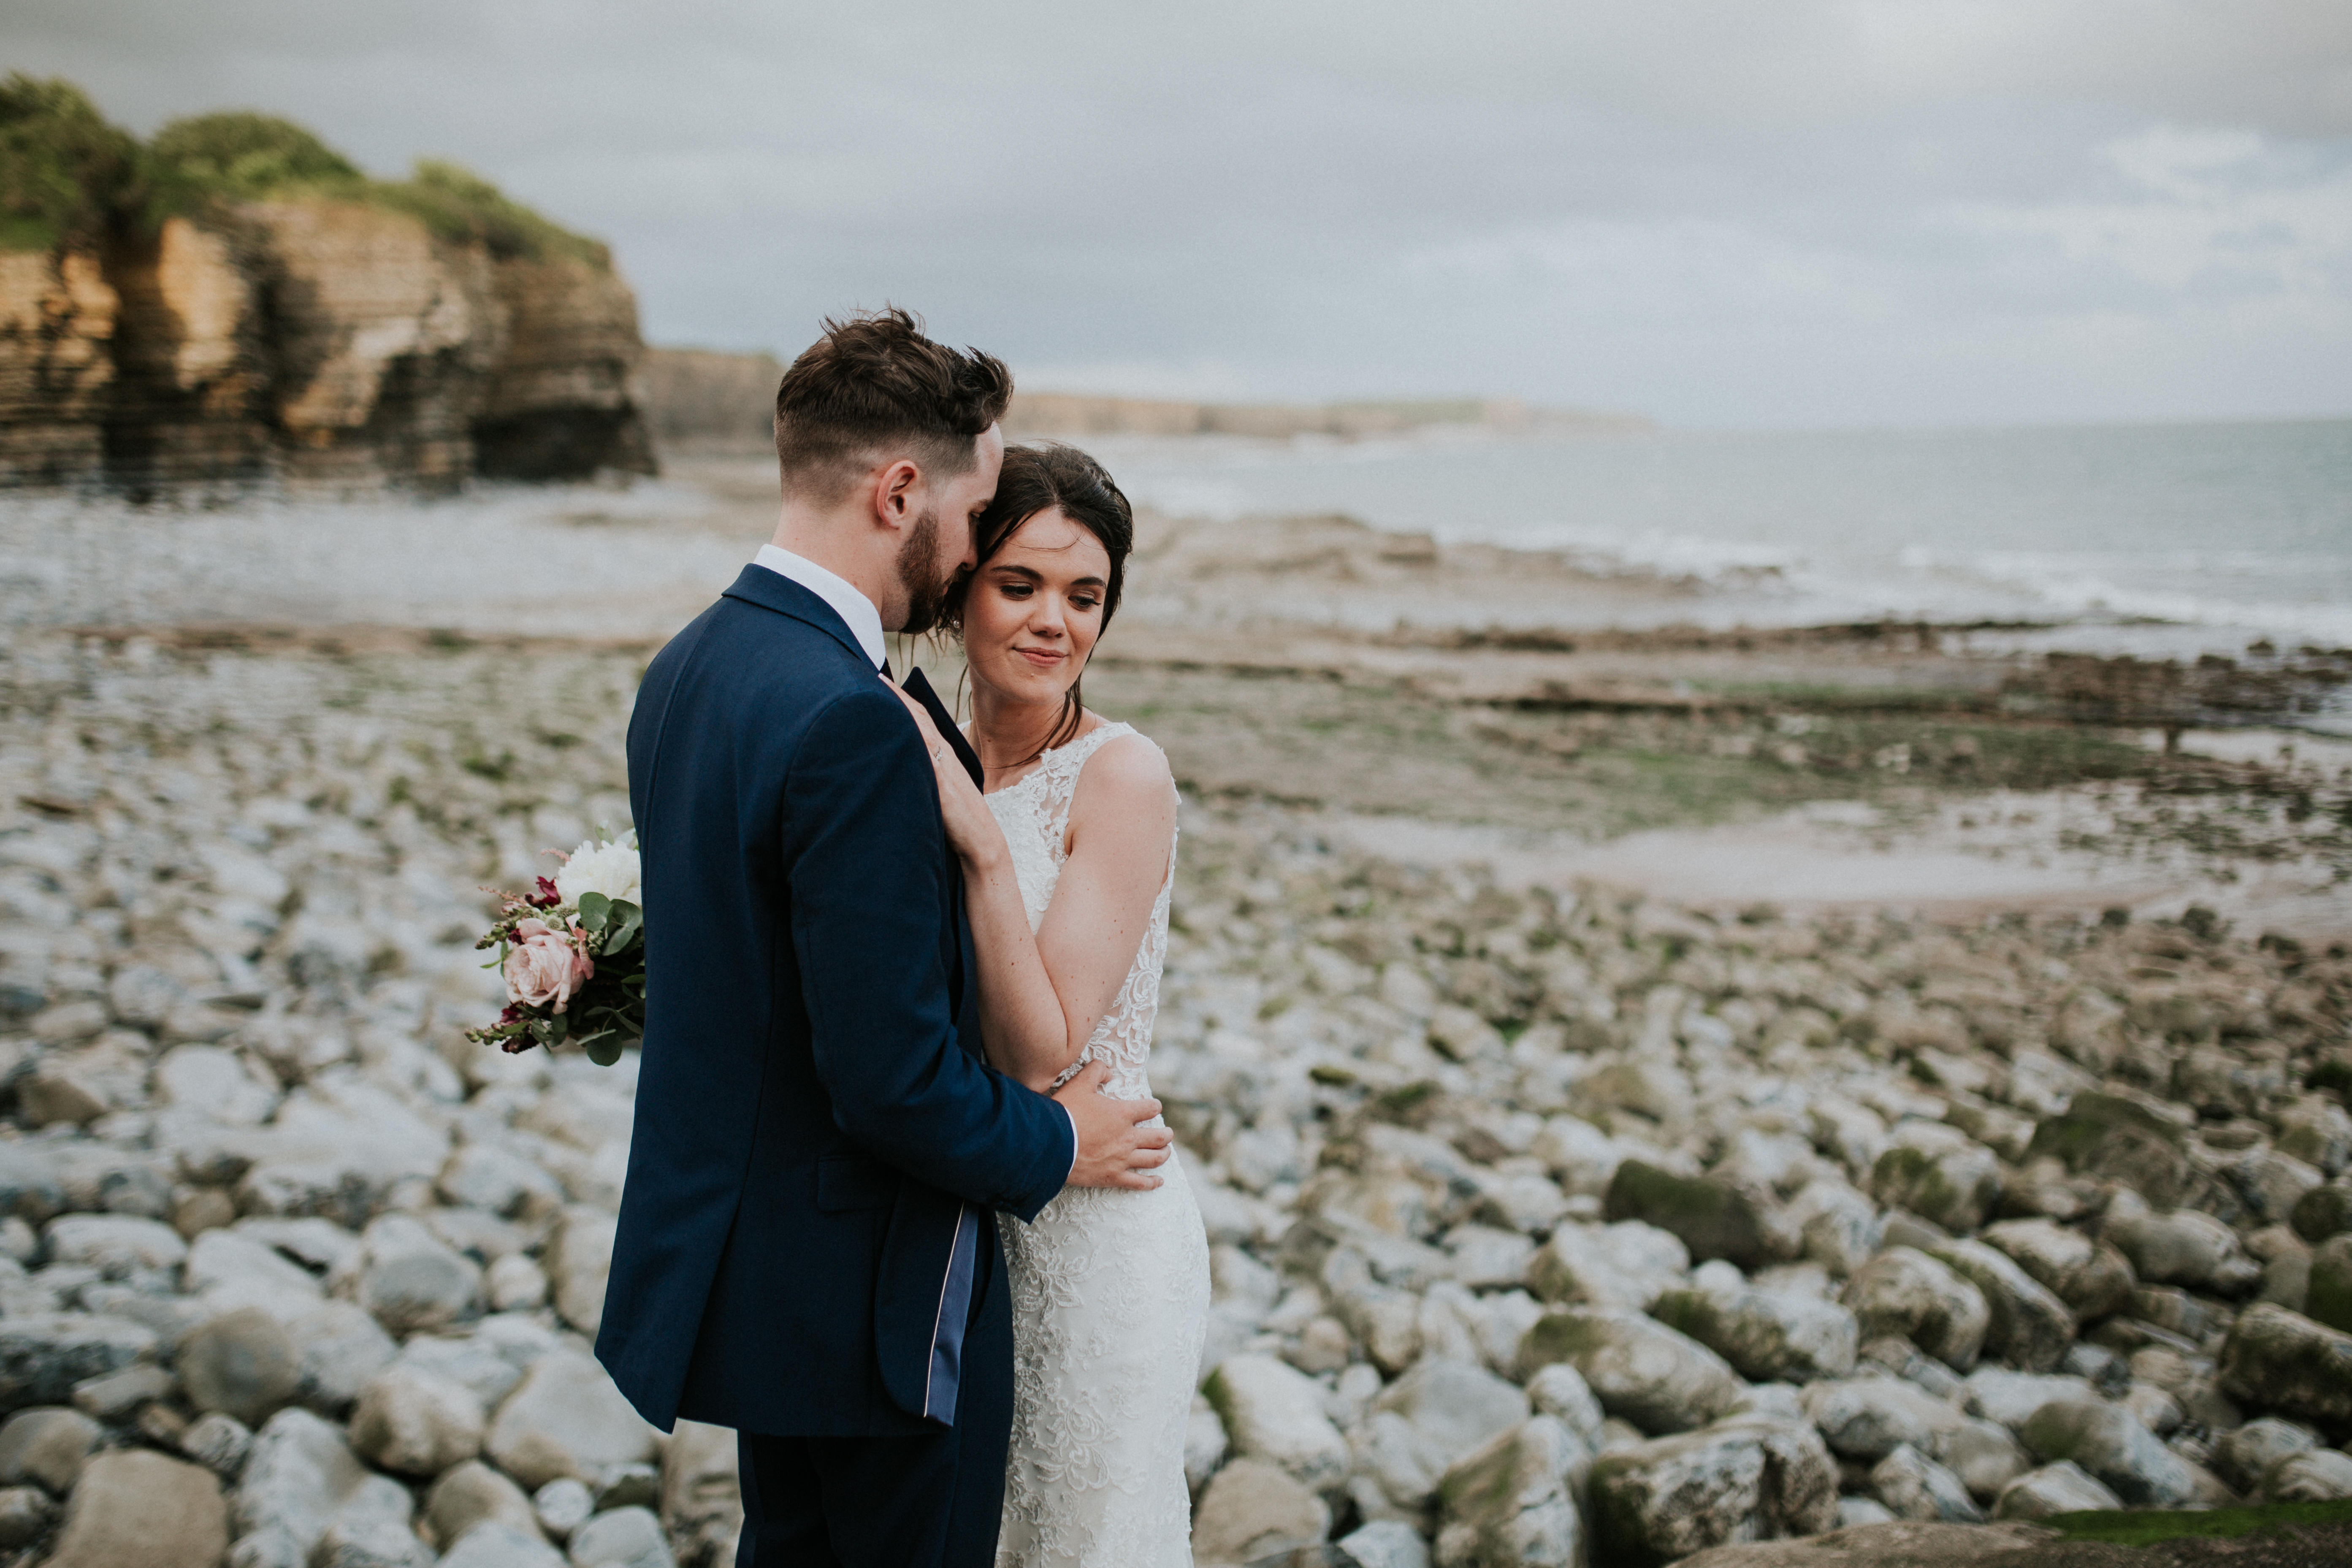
897, 443, 1210, 1566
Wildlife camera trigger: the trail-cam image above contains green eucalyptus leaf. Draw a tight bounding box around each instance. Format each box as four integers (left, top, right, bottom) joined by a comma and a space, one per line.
577, 891, 610, 931
585, 1032, 625, 1067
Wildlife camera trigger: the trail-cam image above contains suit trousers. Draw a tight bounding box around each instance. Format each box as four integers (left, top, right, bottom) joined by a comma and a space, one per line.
735, 1237, 1012, 1568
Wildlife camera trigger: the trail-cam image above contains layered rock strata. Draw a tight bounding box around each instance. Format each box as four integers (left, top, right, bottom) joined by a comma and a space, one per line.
0, 205, 653, 496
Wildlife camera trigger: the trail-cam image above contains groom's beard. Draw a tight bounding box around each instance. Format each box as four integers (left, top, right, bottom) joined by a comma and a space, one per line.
895, 506, 952, 636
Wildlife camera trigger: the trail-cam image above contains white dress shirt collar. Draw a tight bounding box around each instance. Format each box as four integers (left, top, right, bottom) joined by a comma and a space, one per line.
751, 544, 888, 670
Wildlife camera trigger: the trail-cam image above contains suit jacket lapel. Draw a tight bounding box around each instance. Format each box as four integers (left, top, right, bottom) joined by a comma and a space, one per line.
900, 668, 983, 788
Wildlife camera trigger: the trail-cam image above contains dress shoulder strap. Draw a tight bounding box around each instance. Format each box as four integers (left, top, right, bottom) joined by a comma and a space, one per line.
1056, 720, 1135, 774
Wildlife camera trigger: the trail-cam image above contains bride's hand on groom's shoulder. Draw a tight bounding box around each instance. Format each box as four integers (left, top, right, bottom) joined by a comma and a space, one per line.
1056, 1060, 1173, 1191
891, 687, 1004, 870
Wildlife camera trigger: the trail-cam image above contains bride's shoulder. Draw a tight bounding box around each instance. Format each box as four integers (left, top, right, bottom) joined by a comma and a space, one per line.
1069, 722, 1176, 811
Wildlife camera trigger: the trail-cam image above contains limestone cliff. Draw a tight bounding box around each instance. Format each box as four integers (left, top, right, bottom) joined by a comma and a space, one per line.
16, 214, 651, 494
477, 252, 655, 479
0, 249, 117, 487
0, 203, 657, 495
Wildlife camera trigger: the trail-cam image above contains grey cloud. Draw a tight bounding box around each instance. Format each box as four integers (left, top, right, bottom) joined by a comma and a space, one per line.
5, 0, 2349, 423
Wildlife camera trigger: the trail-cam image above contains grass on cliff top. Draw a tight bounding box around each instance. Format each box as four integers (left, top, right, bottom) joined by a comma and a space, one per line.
2044, 1499, 2352, 1545
0, 76, 607, 267
0, 74, 151, 252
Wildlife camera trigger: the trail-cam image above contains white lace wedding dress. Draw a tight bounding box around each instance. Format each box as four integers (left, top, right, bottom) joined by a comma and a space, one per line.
985, 720, 1210, 1568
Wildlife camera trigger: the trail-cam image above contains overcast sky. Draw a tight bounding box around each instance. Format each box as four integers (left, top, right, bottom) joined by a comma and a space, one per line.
9, 0, 2352, 426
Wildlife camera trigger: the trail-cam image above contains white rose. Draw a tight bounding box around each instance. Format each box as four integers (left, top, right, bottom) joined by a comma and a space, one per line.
554, 831, 641, 909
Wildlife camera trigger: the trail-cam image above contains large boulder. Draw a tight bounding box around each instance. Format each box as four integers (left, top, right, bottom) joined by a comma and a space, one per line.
422, 1459, 540, 1549
437, 1144, 564, 1220
1870, 1136, 2001, 1235
0, 1406, 100, 1493
350, 1364, 485, 1477
568, 1504, 675, 1568
441, 1520, 569, 1568
1924, 1242, 2074, 1373
1515, 1309, 1747, 1435
1840, 1251, 1988, 1371
2263, 1448, 2352, 1502
2306, 1233, 2352, 1332
2211, 1417, 2319, 1495
1434, 1416, 1586, 1568
1204, 1355, 1349, 1489
44, 1214, 188, 1276
2016, 1400, 2193, 1507
177, 1306, 302, 1428
1869, 1443, 1981, 1522
1935, 1417, 2029, 1503
1190, 1457, 1328, 1567
1603, 1162, 1787, 1270
486, 1351, 659, 1491
233, 1407, 371, 1551
546, 1208, 617, 1337
1992, 1461, 2122, 1519
1800, 1378, 1966, 1463
2027, 1089, 2211, 1212
1978, 1220, 2134, 1321
661, 1418, 743, 1568
351, 1213, 482, 1335
42, 1449, 227, 1568
2219, 1303, 2352, 1427
1586, 1416, 1837, 1568
1649, 1280, 1858, 1384
1526, 1221, 1691, 1311
1352, 1357, 1531, 1514
2105, 1208, 2259, 1295
1961, 1369, 2100, 1434
0, 1314, 155, 1412
288, 1301, 398, 1416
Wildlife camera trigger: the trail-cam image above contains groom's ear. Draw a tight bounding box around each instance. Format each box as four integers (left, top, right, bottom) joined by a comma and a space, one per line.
872, 457, 924, 532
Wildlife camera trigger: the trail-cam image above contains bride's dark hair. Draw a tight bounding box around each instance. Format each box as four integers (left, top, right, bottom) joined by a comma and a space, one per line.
939, 442, 1133, 755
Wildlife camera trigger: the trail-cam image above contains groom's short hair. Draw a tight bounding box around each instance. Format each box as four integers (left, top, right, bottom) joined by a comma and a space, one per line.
773, 308, 1013, 501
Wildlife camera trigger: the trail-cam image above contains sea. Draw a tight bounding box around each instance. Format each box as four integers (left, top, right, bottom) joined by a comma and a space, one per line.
1089, 418, 2352, 661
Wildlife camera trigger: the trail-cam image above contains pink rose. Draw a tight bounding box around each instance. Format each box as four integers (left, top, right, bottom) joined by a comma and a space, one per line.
504, 918, 595, 1013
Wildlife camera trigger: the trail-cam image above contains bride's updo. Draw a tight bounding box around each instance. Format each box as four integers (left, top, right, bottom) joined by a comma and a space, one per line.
941, 442, 1134, 750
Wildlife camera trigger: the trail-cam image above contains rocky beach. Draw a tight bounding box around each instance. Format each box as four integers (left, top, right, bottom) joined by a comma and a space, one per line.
0, 445, 2349, 1568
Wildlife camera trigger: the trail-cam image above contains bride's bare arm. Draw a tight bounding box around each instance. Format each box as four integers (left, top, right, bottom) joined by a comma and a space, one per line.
898, 701, 1177, 1092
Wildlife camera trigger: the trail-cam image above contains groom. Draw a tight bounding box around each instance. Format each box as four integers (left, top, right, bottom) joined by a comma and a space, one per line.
597, 309, 1173, 1567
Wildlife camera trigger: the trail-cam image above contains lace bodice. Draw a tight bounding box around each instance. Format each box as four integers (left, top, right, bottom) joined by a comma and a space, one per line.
982, 721, 1175, 1102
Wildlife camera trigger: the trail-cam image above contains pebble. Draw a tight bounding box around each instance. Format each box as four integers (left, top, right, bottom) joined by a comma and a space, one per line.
1992, 1460, 2123, 1518
1585, 1415, 1836, 1564
42, 1449, 227, 1568
484, 1352, 658, 1492
1515, 1308, 1747, 1435
1190, 1457, 1328, 1565
2, 628, 2349, 1566
2016, 1399, 2195, 1506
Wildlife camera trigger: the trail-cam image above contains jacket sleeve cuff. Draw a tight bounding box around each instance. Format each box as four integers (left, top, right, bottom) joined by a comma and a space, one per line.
1000, 1102, 1077, 1224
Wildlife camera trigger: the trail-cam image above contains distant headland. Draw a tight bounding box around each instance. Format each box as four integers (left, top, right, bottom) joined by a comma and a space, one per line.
639, 347, 1654, 450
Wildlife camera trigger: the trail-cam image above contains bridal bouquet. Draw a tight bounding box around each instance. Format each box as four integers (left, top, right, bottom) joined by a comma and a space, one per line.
464, 829, 645, 1065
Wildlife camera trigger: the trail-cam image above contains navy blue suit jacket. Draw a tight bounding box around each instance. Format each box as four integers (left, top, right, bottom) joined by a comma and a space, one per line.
596, 565, 1075, 1436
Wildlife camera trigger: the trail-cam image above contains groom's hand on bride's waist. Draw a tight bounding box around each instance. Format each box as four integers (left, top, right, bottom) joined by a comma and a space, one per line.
1054, 1061, 1173, 1190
